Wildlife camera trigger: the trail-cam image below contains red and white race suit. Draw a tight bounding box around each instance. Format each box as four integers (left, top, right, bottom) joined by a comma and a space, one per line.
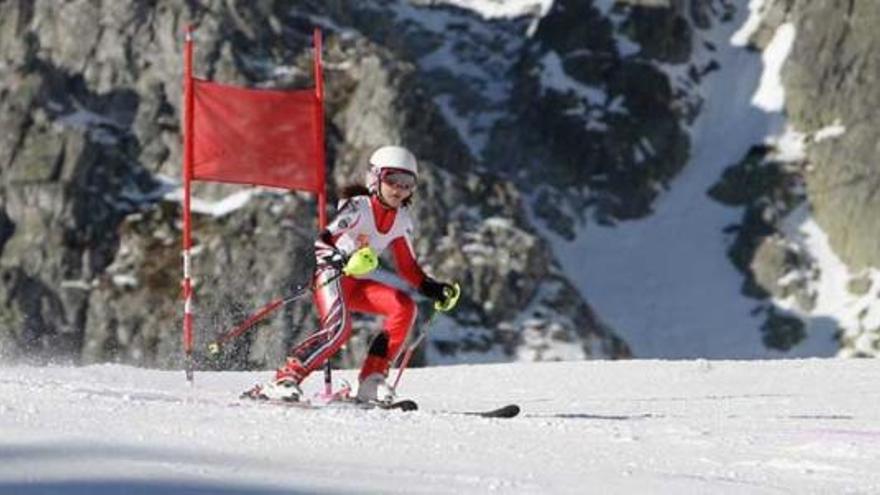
280, 194, 428, 384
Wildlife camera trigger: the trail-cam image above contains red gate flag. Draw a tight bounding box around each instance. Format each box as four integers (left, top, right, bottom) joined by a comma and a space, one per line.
180, 25, 327, 383
191, 80, 323, 192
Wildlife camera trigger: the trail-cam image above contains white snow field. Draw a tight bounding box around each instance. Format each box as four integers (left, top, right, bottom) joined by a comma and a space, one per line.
1, 359, 879, 494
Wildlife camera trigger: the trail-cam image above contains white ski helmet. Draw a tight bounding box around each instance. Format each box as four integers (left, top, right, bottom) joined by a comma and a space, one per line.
366, 145, 418, 193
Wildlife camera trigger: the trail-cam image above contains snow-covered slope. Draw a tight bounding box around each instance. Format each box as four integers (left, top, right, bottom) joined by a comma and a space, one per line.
537, 1, 849, 359
2, 360, 878, 494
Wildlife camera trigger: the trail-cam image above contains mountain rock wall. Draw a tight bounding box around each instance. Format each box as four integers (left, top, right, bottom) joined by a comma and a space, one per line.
711, 0, 880, 355
0, 0, 638, 368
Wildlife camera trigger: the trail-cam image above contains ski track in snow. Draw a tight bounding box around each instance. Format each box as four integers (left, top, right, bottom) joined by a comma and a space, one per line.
1, 360, 879, 494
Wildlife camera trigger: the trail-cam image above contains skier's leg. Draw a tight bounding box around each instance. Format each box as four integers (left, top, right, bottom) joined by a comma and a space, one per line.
242, 268, 353, 401
345, 279, 417, 382
283, 268, 354, 380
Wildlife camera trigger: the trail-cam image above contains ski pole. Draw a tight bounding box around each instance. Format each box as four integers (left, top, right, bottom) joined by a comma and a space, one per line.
206, 271, 343, 356
392, 309, 439, 390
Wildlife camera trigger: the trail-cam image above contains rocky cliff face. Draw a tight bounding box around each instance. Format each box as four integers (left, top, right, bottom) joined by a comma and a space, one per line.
708, 0, 880, 356
489, 0, 697, 234
0, 0, 641, 369
780, 0, 880, 271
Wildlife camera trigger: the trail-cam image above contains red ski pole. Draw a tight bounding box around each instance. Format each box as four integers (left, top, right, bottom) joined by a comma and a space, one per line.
206, 272, 343, 356
392, 310, 439, 390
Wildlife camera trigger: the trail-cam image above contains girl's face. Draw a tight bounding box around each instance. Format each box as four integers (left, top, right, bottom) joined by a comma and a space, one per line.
379, 171, 415, 208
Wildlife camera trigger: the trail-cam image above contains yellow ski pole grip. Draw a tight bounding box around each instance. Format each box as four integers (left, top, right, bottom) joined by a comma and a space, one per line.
343, 246, 379, 276
434, 282, 461, 312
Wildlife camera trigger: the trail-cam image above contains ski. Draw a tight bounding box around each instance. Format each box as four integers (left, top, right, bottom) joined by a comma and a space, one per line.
445, 404, 520, 419
375, 399, 419, 412
239, 393, 418, 413
239, 386, 515, 418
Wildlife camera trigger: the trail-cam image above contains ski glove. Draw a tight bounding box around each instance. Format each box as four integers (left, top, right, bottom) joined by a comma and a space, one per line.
420, 278, 461, 312
343, 246, 379, 276
317, 241, 346, 270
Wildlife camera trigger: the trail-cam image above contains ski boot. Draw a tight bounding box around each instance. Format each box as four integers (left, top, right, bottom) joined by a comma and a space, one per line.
356, 372, 396, 405
241, 359, 305, 402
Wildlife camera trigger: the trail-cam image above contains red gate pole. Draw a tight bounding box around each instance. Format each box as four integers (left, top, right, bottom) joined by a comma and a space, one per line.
313, 28, 327, 230
312, 28, 334, 397
182, 24, 196, 383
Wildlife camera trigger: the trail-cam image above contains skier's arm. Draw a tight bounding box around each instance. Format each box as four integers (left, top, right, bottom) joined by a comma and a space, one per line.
314, 199, 363, 268
317, 199, 362, 254
390, 236, 427, 289
392, 237, 461, 311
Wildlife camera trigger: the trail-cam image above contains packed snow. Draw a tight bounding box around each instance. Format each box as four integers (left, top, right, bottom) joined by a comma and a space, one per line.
751, 23, 796, 112
537, 51, 606, 105
731, 0, 769, 47
434, 0, 552, 20
1, 359, 878, 494
813, 122, 846, 143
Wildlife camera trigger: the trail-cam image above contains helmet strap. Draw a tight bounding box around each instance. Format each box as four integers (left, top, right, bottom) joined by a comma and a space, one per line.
374, 184, 413, 209
374, 188, 395, 209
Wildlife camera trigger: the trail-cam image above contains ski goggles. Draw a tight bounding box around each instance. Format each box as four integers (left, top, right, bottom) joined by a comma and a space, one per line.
380, 170, 417, 191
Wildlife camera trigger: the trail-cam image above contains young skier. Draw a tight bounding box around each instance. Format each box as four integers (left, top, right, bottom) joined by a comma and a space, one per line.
245, 145, 460, 403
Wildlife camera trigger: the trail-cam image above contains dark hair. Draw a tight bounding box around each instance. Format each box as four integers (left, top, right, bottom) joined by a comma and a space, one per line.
338, 184, 370, 199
